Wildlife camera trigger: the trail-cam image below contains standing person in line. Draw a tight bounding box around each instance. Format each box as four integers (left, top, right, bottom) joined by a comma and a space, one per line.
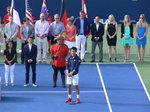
105, 14, 118, 62
20, 17, 34, 64
73, 11, 90, 62
35, 13, 49, 64
4, 41, 16, 86
46, 9, 53, 51
4, 16, 18, 63
136, 14, 148, 62
50, 14, 66, 45
0, 22, 4, 52
121, 15, 134, 62
50, 35, 68, 87
3, 6, 11, 45
24, 37, 37, 87
65, 18, 76, 55
65, 47, 81, 103
90, 16, 104, 62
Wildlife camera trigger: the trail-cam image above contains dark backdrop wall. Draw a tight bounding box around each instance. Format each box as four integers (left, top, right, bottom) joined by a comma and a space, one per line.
0, 0, 149, 23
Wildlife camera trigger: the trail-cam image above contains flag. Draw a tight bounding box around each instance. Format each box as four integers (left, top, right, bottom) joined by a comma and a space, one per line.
10, 0, 21, 39
82, 0, 88, 18
82, 0, 90, 37
25, 0, 33, 25
41, 0, 48, 21
60, 0, 68, 26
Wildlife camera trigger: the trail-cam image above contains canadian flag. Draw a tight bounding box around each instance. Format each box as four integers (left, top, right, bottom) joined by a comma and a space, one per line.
82, 0, 88, 18
10, 0, 21, 39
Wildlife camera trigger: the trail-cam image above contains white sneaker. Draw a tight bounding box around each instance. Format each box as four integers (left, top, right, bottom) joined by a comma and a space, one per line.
24, 83, 29, 87
11, 83, 14, 86
32, 83, 37, 87
5, 83, 8, 86
42, 61, 46, 64
85, 50, 88, 53
37, 61, 41, 64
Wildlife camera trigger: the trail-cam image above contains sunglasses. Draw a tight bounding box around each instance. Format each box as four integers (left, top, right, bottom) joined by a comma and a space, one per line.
140, 17, 144, 19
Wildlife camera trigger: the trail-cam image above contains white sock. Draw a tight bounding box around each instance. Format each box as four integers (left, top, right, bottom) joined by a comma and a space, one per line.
77, 95, 79, 98
68, 95, 71, 98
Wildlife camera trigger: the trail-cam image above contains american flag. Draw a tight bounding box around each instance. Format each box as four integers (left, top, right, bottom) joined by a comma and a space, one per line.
25, 0, 33, 25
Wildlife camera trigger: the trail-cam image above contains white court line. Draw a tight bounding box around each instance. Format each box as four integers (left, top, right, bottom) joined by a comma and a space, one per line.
96, 63, 113, 112
0, 63, 133, 65
2, 91, 104, 94
133, 63, 150, 101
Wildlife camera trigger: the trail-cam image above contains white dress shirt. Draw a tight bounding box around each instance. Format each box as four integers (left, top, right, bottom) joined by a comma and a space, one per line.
95, 23, 100, 39
96, 23, 99, 31
28, 44, 32, 51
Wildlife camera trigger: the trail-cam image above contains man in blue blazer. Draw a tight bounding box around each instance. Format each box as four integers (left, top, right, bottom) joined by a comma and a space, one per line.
73, 11, 90, 62
24, 37, 37, 87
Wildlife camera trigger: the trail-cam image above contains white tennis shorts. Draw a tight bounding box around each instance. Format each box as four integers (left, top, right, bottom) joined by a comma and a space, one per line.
66, 74, 79, 86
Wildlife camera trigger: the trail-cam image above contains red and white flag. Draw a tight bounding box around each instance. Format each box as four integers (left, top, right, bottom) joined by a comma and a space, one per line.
10, 0, 21, 39
82, 0, 90, 37
25, 0, 33, 25
82, 0, 88, 18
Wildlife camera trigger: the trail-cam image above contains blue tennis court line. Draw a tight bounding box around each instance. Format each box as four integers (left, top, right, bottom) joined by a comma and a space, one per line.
97, 63, 150, 112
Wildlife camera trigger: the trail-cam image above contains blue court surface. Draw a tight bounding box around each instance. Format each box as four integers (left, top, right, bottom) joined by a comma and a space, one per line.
0, 63, 150, 112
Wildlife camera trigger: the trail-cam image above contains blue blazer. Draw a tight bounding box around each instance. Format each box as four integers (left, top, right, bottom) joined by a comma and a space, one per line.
73, 17, 91, 36
24, 44, 37, 63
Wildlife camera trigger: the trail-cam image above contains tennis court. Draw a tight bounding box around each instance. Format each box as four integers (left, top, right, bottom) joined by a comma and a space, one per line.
0, 63, 150, 112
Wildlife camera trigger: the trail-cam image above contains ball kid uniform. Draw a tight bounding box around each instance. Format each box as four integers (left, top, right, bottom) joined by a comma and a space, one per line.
3, 14, 10, 24
66, 54, 81, 85
3, 13, 11, 39
47, 16, 53, 41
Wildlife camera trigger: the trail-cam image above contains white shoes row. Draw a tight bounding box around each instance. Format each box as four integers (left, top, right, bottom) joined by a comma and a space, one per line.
24, 83, 37, 87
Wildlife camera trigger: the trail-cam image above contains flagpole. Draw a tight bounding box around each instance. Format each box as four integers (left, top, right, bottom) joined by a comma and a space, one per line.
10, 0, 14, 15
82, 0, 84, 11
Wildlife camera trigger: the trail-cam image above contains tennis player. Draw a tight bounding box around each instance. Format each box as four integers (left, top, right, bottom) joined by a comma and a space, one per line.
65, 47, 81, 103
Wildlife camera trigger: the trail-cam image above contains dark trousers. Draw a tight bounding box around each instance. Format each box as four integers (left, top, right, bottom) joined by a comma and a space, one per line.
4, 33, 6, 38
21, 42, 28, 62
91, 41, 103, 61
25, 62, 36, 84
52, 65, 66, 75
12, 41, 17, 62
50, 36, 57, 45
